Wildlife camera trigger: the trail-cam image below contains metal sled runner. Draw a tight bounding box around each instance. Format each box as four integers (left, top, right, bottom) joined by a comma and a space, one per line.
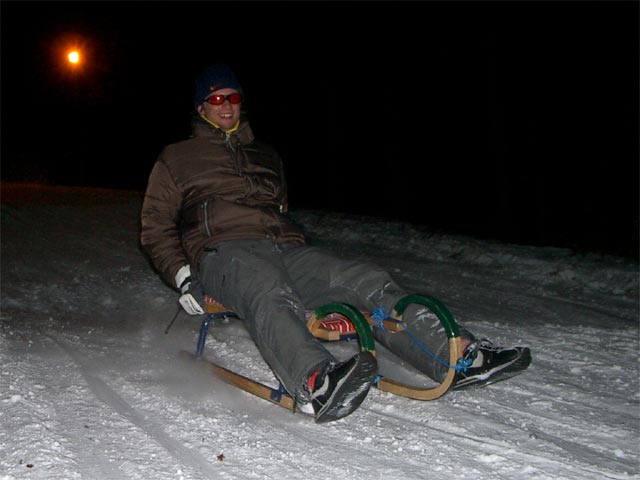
179, 294, 464, 413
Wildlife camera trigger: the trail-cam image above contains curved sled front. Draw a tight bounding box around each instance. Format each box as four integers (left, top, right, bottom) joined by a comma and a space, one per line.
375, 294, 463, 400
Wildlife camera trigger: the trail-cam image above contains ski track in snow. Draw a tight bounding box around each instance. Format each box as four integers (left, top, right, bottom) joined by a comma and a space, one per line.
1, 184, 638, 480
48, 335, 221, 479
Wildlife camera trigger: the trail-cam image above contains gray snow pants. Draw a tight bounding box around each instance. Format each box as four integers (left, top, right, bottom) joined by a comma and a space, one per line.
198, 239, 471, 400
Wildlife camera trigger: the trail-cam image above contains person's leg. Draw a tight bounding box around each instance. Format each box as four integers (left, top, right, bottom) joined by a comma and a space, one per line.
200, 240, 379, 421
282, 244, 533, 387
282, 245, 474, 382
198, 240, 333, 399
282, 245, 405, 312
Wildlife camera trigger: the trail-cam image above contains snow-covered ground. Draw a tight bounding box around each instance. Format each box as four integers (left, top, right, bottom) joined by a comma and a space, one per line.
1, 183, 638, 480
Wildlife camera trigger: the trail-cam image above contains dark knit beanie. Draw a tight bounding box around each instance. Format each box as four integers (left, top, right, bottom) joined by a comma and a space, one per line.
193, 64, 243, 110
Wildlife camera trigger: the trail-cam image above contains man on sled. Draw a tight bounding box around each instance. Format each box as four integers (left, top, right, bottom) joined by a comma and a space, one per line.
140, 64, 531, 423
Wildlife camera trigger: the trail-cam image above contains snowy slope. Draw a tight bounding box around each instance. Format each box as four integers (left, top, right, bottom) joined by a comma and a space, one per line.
1, 183, 638, 480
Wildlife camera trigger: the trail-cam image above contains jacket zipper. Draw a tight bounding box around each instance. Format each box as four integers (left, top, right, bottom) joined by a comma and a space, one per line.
224, 132, 236, 152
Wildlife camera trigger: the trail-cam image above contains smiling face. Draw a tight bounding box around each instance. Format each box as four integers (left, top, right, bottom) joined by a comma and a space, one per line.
197, 87, 242, 131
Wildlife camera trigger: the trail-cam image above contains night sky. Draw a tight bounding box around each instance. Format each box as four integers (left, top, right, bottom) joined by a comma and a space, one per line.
2, 1, 638, 259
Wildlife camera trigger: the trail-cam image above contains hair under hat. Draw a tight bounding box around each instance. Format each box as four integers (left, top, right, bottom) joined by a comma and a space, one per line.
193, 64, 243, 110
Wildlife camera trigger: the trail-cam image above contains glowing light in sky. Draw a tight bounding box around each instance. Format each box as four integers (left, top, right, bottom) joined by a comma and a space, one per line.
67, 50, 80, 64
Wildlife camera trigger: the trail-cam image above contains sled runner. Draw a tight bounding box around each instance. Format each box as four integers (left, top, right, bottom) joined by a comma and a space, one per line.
179, 294, 464, 414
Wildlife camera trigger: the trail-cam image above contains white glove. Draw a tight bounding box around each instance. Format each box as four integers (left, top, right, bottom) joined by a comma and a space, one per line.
175, 265, 205, 315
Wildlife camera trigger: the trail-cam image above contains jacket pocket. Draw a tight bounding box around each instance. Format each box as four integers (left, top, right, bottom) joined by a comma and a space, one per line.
200, 199, 212, 237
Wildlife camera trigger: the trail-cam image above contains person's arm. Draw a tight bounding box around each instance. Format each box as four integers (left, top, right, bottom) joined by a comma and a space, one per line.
140, 157, 188, 288
141, 157, 205, 315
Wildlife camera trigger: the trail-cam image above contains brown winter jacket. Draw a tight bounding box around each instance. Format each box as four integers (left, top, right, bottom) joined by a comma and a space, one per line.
140, 116, 306, 287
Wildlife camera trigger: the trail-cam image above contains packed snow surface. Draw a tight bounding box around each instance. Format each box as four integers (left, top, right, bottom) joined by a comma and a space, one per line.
1, 184, 638, 479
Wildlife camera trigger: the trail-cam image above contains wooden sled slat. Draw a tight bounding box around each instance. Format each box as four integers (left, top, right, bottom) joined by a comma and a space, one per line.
306, 311, 404, 342
179, 350, 296, 411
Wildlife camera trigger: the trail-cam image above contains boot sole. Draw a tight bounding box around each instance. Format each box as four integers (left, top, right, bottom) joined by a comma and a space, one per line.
315, 352, 378, 423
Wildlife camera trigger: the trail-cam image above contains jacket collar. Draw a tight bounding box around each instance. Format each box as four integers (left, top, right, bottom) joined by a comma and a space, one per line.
191, 115, 254, 145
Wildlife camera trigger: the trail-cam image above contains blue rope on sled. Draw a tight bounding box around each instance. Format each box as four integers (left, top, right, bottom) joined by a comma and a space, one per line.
370, 307, 470, 373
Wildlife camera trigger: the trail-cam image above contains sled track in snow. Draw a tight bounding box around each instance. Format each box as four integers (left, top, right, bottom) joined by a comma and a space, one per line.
359, 401, 636, 480
49, 335, 223, 479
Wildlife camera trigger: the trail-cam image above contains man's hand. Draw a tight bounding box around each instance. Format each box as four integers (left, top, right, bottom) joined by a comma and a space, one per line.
175, 265, 205, 315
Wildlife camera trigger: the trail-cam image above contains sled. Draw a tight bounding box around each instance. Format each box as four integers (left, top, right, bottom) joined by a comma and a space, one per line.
179, 294, 464, 414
